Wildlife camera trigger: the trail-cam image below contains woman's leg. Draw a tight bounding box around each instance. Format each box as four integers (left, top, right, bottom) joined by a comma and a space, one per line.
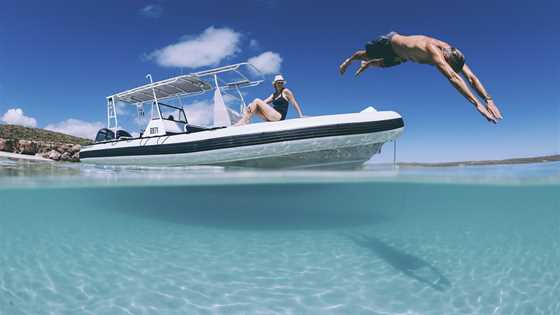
254, 99, 282, 121
235, 99, 281, 125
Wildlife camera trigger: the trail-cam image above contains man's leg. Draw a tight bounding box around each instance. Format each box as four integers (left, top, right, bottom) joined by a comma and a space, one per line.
355, 58, 385, 77
339, 50, 369, 75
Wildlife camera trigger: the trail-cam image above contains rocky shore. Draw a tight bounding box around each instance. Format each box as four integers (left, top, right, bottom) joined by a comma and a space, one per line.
0, 124, 93, 162
0, 138, 81, 161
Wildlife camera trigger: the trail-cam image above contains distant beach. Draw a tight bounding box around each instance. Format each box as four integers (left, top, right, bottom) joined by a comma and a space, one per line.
399, 155, 560, 167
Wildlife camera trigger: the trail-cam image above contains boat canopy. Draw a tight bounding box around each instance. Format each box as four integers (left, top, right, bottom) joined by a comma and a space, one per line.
113, 76, 213, 103
109, 63, 263, 104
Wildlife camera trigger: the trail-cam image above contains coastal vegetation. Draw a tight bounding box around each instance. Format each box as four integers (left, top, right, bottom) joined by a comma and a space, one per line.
0, 124, 92, 145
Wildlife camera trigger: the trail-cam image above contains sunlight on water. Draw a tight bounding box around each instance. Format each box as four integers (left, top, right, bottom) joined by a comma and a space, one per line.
0, 160, 559, 314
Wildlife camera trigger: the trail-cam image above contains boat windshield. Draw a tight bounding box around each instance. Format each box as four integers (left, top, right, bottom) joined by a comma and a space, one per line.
157, 103, 187, 123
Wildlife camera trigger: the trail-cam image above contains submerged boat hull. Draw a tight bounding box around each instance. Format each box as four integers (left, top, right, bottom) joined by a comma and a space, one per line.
80, 111, 404, 168
218, 142, 384, 169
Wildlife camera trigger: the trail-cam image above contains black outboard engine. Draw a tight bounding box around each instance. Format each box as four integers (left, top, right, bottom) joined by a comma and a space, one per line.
95, 128, 115, 143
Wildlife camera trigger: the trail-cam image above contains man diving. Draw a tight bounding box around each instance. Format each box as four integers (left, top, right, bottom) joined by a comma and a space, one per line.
339, 32, 503, 123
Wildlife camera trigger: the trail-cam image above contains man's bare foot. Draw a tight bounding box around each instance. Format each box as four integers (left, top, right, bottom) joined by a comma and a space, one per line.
339, 59, 351, 75
354, 59, 383, 77
476, 103, 497, 124
355, 60, 370, 77
486, 100, 503, 120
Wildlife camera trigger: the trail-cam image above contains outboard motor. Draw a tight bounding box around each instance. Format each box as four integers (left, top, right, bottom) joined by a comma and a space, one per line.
95, 128, 115, 143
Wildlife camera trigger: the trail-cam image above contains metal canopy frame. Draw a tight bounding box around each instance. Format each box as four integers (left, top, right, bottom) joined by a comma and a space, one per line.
112, 75, 213, 104
105, 62, 264, 131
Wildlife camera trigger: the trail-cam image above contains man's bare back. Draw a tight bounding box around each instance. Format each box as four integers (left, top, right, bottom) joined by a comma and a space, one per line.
390, 34, 451, 64
340, 32, 503, 124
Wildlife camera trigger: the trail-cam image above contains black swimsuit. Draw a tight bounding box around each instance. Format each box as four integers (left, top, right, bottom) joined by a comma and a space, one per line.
365, 31, 406, 68
271, 89, 289, 120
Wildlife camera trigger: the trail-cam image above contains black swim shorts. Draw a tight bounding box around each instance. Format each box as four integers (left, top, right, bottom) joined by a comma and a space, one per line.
365, 32, 405, 67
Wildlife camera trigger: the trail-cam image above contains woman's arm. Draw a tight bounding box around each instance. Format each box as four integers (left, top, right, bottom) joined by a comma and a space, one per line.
283, 89, 304, 117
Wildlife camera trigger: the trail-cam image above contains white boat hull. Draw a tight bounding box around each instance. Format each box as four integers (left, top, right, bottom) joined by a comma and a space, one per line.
81, 111, 404, 168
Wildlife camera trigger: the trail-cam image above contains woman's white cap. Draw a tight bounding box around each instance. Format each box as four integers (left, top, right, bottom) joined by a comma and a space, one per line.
272, 74, 286, 85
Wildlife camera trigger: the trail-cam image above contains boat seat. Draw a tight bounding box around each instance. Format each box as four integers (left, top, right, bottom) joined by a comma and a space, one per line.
95, 128, 115, 143
116, 129, 132, 139
94, 128, 134, 142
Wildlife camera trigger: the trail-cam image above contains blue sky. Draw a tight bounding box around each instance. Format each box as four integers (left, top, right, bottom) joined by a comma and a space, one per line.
0, 0, 558, 162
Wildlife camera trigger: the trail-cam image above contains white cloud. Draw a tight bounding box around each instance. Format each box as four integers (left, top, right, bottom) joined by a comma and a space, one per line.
45, 119, 104, 140
1, 108, 37, 127
149, 27, 242, 68
248, 51, 282, 75
139, 4, 163, 18
183, 101, 213, 126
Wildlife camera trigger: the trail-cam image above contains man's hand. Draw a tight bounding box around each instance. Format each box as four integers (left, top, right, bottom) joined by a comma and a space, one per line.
476, 103, 497, 124
486, 100, 503, 120
355, 59, 383, 77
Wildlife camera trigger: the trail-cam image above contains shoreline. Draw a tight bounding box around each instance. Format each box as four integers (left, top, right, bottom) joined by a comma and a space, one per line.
2, 150, 558, 168
0, 151, 52, 162
397, 155, 559, 167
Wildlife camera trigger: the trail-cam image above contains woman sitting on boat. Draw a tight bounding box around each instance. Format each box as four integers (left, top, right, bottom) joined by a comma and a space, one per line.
235, 75, 304, 125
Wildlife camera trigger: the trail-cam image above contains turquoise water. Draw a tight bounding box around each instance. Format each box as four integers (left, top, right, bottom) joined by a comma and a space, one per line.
0, 160, 559, 314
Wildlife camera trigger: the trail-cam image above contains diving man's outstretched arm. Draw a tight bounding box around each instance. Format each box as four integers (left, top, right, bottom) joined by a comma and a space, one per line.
433, 52, 497, 123
461, 64, 503, 120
